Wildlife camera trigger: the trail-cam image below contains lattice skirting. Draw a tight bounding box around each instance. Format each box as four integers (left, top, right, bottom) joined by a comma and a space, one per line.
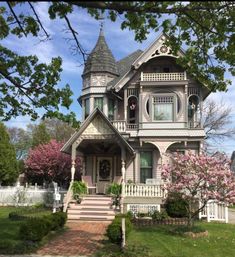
127, 204, 160, 215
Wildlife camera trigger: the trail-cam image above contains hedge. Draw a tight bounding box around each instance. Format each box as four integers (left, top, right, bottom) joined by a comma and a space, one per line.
19, 212, 67, 242
107, 216, 133, 244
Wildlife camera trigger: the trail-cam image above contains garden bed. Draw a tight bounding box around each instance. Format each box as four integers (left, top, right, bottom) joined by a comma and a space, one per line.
132, 217, 188, 226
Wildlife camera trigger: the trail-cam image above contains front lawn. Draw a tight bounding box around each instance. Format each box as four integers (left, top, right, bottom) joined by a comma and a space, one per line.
98, 222, 235, 257
0, 206, 53, 254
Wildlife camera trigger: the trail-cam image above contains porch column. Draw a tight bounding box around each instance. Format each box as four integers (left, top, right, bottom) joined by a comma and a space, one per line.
121, 147, 126, 214
71, 144, 77, 182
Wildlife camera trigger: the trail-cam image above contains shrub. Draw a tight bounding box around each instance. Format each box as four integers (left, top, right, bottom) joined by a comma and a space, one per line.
19, 212, 67, 242
19, 218, 49, 242
151, 210, 168, 221
165, 192, 188, 218
47, 212, 67, 230
107, 216, 133, 244
0, 240, 35, 254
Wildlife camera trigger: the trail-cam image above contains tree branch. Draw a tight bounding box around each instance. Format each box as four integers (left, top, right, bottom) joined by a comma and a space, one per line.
71, 1, 234, 14
28, 1, 50, 38
7, 2, 27, 37
64, 15, 87, 62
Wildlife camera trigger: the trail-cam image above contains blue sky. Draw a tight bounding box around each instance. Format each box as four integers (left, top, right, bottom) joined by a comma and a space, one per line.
3, 2, 235, 156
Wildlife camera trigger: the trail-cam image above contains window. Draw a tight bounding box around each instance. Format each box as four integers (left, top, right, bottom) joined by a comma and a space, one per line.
153, 96, 174, 121
84, 98, 90, 119
108, 98, 115, 120
94, 97, 103, 111
140, 152, 152, 183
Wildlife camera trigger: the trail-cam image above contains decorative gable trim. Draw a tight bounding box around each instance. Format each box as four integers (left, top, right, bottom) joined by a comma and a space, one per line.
113, 33, 185, 92
61, 108, 135, 156
132, 33, 185, 69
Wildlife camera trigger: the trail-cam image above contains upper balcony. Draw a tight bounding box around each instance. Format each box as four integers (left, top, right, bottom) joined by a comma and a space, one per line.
140, 71, 187, 83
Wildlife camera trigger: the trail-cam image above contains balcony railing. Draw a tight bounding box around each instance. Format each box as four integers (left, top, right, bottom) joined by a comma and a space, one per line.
141, 71, 187, 81
112, 120, 138, 132
188, 121, 202, 128
124, 183, 166, 198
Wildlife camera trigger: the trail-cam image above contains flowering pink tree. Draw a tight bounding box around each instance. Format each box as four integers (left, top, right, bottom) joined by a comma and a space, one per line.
162, 152, 235, 227
25, 140, 80, 188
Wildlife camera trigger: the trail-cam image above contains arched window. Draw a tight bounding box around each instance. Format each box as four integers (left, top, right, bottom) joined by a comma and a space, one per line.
188, 95, 200, 127
128, 96, 138, 124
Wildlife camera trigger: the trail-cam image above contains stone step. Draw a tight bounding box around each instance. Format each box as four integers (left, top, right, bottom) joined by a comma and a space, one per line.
67, 214, 115, 220
68, 209, 115, 214
81, 200, 112, 205
82, 196, 112, 201
69, 204, 112, 210
83, 194, 111, 199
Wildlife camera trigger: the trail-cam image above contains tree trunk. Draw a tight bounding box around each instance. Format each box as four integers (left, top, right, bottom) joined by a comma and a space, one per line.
187, 202, 194, 229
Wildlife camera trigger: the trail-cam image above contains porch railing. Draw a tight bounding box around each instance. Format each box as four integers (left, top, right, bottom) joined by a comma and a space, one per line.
112, 121, 138, 132
112, 120, 126, 132
124, 183, 166, 198
141, 72, 186, 81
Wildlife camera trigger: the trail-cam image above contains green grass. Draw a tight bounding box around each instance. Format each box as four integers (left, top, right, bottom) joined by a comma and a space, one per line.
98, 222, 235, 257
0, 207, 23, 241
0, 206, 54, 254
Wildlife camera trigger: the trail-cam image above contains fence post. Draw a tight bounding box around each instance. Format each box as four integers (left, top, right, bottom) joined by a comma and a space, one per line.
225, 205, 228, 223
207, 202, 211, 222
121, 218, 126, 248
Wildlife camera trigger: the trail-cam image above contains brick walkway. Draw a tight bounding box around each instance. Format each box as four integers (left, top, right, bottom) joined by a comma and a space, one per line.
36, 221, 110, 256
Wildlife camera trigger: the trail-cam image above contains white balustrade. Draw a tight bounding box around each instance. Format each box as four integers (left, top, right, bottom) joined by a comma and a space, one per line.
112, 120, 126, 132
124, 183, 166, 198
141, 72, 186, 81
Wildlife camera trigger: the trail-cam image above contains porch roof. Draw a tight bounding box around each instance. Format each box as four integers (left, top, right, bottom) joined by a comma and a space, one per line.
61, 108, 135, 157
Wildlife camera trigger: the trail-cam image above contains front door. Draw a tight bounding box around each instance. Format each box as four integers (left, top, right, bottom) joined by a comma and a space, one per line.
97, 157, 112, 194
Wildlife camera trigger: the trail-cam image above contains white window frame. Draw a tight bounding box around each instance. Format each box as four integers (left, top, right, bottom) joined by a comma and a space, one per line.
150, 93, 176, 122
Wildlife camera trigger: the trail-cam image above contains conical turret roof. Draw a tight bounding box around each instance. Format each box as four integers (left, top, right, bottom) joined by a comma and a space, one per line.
83, 28, 119, 76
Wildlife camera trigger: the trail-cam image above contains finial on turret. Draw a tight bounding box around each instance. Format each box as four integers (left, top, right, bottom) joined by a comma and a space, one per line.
98, 12, 105, 35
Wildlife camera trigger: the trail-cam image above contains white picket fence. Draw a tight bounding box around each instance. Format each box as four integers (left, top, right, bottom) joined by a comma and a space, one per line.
0, 185, 67, 206
199, 200, 228, 223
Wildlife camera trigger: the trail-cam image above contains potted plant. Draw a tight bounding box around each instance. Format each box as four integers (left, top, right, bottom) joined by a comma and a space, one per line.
72, 181, 87, 204
107, 183, 122, 210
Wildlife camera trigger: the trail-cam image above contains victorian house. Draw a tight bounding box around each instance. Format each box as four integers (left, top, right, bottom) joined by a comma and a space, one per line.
61, 27, 210, 216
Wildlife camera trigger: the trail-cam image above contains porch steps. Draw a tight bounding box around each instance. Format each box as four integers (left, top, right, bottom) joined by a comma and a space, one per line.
67, 195, 116, 222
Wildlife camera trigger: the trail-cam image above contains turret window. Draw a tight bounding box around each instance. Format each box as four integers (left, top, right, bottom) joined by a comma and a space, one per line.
94, 97, 103, 111
85, 98, 90, 119
108, 99, 115, 120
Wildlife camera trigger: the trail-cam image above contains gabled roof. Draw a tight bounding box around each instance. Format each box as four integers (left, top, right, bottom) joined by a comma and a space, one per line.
109, 33, 186, 92
107, 50, 143, 90
83, 29, 119, 76
132, 33, 185, 69
61, 108, 135, 156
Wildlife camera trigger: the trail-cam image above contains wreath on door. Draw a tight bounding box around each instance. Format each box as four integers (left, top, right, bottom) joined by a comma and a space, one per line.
99, 160, 111, 179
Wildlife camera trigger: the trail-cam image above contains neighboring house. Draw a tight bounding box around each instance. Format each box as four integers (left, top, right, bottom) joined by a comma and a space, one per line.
61, 28, 210, 213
